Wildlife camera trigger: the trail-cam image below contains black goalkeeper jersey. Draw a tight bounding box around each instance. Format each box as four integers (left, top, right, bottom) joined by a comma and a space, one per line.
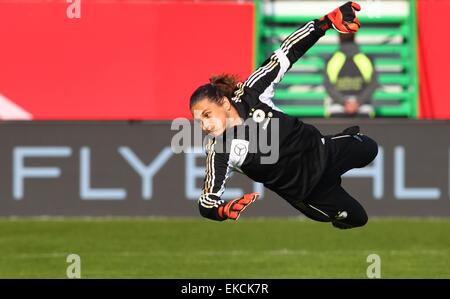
199, 20, 329, 221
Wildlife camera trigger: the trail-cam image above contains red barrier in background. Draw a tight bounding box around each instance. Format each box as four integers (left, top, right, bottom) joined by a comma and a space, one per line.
0, 1, 254, 120
418, 0, 450, 119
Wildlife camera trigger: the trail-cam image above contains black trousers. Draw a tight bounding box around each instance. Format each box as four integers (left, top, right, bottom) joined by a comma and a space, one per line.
292, 132, 378, 229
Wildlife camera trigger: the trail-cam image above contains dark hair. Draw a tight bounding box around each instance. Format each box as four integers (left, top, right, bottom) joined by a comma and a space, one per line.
189, 74, 240, 109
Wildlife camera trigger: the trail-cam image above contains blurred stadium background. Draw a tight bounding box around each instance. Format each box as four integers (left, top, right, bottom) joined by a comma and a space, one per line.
0, 0, 449, 278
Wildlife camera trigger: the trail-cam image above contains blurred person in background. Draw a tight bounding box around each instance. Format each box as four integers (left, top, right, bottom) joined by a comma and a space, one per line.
189, 2, 378, 229
324, 32, 378, 117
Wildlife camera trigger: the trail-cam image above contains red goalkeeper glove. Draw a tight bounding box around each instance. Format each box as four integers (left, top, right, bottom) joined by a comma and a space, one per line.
219, 192, 259, 220
319, 2, 361, 33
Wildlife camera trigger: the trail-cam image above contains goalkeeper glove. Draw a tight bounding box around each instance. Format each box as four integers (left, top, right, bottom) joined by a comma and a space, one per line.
319, 2, 361, 33
219, 192, 259, 220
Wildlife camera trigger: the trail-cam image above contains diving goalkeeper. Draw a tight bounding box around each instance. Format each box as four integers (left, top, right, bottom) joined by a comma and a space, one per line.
189, 2, 378, 229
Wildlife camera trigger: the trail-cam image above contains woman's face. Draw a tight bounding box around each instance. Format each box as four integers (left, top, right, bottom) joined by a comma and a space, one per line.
191, 97, 230, 137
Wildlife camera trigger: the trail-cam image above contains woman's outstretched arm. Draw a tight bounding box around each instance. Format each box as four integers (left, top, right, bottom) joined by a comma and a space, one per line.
233, 2, 361, 108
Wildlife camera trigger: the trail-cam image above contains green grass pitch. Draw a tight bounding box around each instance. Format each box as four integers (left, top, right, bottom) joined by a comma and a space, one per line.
0, 217, 449, 278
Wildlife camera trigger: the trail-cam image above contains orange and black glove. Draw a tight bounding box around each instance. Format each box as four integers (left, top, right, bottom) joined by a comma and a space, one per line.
318, 2, 361, 33
218, 192, 259, 221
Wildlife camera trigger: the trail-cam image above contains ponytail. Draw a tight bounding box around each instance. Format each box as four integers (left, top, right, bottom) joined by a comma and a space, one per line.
190, 74, 240, 109
209, 74, 239, 99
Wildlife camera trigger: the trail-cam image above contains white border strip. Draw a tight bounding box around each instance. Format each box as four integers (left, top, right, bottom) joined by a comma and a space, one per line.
0, 94, 32, 120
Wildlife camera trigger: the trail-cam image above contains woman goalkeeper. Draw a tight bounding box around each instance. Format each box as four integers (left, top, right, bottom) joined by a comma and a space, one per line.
189, 2, 378, 229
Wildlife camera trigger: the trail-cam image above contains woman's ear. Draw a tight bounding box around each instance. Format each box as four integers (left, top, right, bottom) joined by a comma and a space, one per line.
223, 97, 232, 111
